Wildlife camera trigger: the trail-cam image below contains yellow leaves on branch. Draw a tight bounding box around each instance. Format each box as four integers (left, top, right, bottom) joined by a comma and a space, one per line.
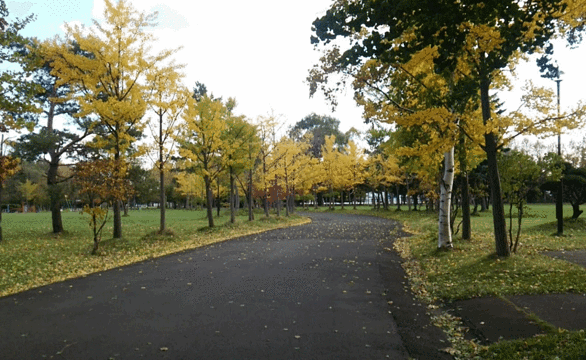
461, 23, 505, 54
366, 152, 403, 190
175, 172, 205, 199
0, 156, 20, 184
271, 136, 312, 195
146, 65, 189, 171
503, 80, 586, 139
556, 0, 586, 32
49, 0, 180, 159
179, 96, 228, 175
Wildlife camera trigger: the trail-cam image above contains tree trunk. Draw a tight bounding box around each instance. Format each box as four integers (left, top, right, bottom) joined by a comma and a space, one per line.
438, 148, 454, 249
329, 186, 334, 210
383, 188, 389, 210
513, 203, 523, 253
47, 159, 64, 233
396, 188, 401, 211
0, 185, 3, 242
230, 168, 236, 224
459, 134, 471, 240
159, 168, 166, 233
216, 180, 221, 218
314, 189, 319, 209
472, 197, 479, 215
406, 180, 412, 211
572, 203, 583, 219
113, 200, 122, 238
481, 197, 487, 212
461, 172, 471, 240
91, 213, 99, 255
481, 76, 509, 257
263, 194, 269, 218
204, 175, 214, 227
113, 148, 122, 239
158, 113, 166, 233
248, 168, 254, 221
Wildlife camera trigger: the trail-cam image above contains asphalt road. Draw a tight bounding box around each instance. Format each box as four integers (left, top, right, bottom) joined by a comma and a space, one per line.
0, 212, 449, 360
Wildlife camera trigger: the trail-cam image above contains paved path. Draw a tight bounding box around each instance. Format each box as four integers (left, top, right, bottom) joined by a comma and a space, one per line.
0, 212, 449, 359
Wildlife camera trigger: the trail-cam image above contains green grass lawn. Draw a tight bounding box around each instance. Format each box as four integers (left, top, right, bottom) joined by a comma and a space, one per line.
0, 208, 308, 297
303, 203, 586, 359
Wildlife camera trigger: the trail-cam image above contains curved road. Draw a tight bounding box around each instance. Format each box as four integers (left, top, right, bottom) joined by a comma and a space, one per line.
0, 212, 450, 359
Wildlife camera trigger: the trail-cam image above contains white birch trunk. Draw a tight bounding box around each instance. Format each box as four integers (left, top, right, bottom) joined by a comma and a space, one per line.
438, 147, 455, 249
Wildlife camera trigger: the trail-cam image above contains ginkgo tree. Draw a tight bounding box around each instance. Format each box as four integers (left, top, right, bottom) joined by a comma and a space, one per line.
175, 170, 205, 209
340, 140, 366, 210
49, 0, 178, 239
223, 110, 259, 223
320, 135, 346, 209
272, 136, 313, 216
254, 114, 282, 217
146, 65, 188, 233
350, 50, 464, 248
178, 95, 229, 228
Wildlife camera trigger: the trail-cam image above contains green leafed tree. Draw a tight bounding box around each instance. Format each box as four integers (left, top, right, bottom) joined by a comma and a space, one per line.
288, 113, 349, 158
13, 39, 93, 234
0, 0, 40, 242
499, 149, 543, 253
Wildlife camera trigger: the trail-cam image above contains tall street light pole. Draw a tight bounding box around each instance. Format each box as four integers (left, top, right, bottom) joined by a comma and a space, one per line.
555, 78, 564, 236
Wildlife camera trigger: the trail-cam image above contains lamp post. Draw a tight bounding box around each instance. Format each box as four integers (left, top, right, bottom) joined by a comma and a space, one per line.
555, 78, 563, 236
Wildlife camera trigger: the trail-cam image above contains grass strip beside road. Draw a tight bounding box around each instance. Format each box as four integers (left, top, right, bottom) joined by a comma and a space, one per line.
0, 209, 309, 298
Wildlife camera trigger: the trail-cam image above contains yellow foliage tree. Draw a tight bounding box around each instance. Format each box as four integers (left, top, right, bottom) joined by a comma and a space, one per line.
339, 140, 366, 209
223, 111, 259, 223
175, 171, 205, 209
49, 0, 178, 238
272, 137, 313, 216
320, 135, 346, 209
254, 114, 282, 217
147, 65, 188, 233
178, 95, 228, 227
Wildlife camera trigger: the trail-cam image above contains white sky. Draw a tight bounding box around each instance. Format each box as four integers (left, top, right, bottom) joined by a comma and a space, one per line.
6, 0, 586, 145
8, 0, 366, 136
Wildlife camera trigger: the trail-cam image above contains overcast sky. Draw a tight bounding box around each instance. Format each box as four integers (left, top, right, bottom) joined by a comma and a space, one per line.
6, 0, 586, 143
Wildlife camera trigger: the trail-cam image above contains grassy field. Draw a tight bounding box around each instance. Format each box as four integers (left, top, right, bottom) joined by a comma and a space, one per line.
303, 203, 586, 359
0, 209, 309, 298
